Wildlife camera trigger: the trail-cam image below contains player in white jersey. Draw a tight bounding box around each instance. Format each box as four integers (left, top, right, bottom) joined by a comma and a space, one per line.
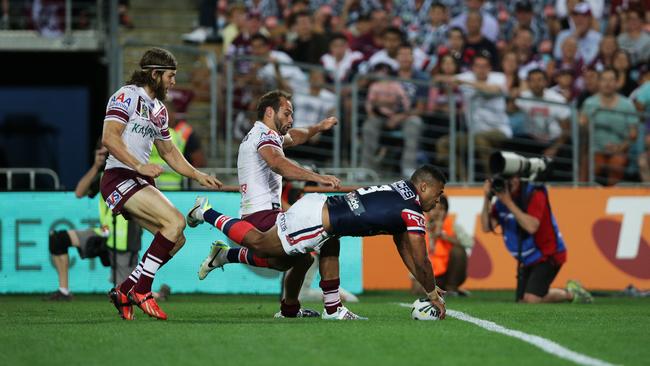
101, 48, 222, 321
190, 90, 364, 319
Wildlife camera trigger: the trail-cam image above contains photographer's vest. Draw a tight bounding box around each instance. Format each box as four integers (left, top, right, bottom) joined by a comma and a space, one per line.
97, 199, 129, 251
149, 121, 192, 190
494, 184, 566, 266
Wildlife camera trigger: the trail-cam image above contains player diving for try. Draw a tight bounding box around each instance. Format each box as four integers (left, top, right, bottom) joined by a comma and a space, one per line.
188, 165, 448, 319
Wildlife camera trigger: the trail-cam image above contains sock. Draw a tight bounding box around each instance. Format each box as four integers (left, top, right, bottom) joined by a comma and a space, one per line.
203, 208, 255, 244
280, 299, 301, 317
320, 278, 342, 315
119, 262, 143, 294
58, 287, 70, 296
133, 232, 176, 294
225, 247, 269, 267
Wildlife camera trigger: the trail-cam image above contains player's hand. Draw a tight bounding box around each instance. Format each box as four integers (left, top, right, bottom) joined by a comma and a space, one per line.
136, 163, 164, 178
427, 286, 446, 320
318, 116, 338, 132
194, 171, 223, 190
317, 174, 341, 189
93, 147, 108, 168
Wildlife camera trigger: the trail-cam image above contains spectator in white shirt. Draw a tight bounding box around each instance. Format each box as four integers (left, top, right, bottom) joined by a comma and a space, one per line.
553, 2, 602, 65
320, 33, 364, 83
449, 0, 499, 42
435, 54, 511, 181
515, 69, 572, 158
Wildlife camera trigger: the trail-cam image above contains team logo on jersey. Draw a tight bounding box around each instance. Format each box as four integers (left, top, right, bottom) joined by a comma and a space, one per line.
240, 184, 247, 194
345, 192, 366, 216
391, 180, 415, 200
136, 97, 150, 119
106, 190, 123, 210
151, 108, 167, 128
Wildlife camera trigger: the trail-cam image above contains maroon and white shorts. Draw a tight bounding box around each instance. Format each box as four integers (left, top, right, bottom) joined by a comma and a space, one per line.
242, 209, 282, 232
100, 168, 156, 215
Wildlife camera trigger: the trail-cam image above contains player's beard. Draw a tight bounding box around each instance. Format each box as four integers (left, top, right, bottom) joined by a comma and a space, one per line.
152, 78, 167, 100
274, 114, 290, 135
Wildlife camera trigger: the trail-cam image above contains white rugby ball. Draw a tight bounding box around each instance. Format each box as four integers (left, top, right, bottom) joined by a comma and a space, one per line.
411, 298, 440, 320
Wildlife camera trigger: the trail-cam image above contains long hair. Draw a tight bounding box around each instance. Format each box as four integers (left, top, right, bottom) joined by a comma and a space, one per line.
127, 47, 177, 88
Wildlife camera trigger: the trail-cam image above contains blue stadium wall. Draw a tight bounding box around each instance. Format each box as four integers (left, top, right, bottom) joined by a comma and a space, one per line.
0, 192, 362, 294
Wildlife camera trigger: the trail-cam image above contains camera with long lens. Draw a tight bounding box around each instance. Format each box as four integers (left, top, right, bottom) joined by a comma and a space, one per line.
488, 152, 552, 193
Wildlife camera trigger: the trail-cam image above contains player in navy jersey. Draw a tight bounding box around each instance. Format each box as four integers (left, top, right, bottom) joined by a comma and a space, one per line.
188, 165, 448, 318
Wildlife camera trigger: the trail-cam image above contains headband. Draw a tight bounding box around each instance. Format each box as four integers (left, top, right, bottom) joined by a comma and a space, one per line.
141, 64, 177, 70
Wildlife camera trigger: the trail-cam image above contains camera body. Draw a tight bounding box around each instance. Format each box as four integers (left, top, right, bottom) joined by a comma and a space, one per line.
489, 152, 552, 194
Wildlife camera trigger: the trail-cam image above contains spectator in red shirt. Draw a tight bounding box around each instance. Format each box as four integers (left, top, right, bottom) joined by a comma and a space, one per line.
480, 174, 593, 304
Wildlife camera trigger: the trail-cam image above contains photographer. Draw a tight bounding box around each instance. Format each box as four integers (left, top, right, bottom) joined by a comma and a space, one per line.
480, 152, 593, 304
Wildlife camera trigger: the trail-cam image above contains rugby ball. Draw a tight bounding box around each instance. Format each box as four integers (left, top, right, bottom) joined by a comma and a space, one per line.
411, 298, 440, 320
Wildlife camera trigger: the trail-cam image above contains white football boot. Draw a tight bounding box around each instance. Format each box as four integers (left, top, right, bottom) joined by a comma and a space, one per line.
187, 196, 211, 228
198, 240, 229, 280
322, 306, 368, 320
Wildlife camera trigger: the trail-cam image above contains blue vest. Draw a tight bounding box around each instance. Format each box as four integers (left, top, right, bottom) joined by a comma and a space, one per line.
494, 184, 567, 266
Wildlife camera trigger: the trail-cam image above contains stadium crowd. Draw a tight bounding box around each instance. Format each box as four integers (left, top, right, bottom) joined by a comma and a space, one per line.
183, 0, 650, 185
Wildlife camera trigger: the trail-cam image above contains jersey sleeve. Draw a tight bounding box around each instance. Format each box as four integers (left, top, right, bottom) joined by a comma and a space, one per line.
256, 130, 283, 151
401, 209, 426, 236
104, 87, 137, 124
156, 105, 172, 141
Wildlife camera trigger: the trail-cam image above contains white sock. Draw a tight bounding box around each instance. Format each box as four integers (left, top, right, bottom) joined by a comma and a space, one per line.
59, 287, 70, 295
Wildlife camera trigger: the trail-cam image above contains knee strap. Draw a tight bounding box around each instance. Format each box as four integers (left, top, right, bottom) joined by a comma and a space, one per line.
49, 230, 72, 255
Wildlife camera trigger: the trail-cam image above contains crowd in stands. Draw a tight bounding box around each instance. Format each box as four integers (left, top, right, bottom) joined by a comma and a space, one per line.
186, 0, 650, 184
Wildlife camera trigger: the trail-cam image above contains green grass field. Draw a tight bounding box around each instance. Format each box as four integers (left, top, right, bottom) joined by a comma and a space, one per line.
1, 291, 648, 366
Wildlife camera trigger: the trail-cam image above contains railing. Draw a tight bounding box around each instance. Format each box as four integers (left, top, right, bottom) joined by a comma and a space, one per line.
223, 55, 342, 170
349, 73, 458, 182
0, 0, 105, 50
584, 107, 648, 184
119, 41, 219, 159
0, 168, 60, 190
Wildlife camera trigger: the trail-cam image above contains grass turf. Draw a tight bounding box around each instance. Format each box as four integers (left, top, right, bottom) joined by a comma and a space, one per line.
0, 291, 648, 366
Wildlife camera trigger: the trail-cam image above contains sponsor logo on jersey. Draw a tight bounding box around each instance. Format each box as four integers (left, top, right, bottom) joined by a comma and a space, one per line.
391, 180, 415, 200
345, 192, 366, 216
130, 122, 157, 139
106, 190, 123, 210
257, 130, 282, 149
109, 92, 132, 111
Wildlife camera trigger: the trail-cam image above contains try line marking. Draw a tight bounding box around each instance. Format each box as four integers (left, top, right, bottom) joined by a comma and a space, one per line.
397, 303, 617, 366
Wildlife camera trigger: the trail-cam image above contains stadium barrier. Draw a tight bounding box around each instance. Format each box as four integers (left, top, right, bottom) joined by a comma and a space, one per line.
2, 187, 649, 293
363, 186, 650, 291
0, 191, 362, 294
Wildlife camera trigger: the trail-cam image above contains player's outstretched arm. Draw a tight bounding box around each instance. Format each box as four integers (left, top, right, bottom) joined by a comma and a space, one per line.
103, 120, 163, 178
154, 139, 222, 189
393, 232, 446, 319
284, 116, 338, 148
258, 146, 341, 188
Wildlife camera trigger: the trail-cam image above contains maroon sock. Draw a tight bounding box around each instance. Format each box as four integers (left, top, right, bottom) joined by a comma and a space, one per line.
118, 261, 143, 294
320, 278, 342, 315
133, 232, 175, 294
280, 299, 301, 317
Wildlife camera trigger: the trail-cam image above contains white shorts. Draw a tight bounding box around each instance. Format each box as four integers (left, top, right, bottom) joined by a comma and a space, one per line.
276, 193, 331, 256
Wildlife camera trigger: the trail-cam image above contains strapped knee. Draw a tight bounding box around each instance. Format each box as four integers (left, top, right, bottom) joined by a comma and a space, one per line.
49, 230, 72, 255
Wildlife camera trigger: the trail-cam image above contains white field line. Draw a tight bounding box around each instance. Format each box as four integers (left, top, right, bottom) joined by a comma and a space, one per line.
397, 303, 617, 366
